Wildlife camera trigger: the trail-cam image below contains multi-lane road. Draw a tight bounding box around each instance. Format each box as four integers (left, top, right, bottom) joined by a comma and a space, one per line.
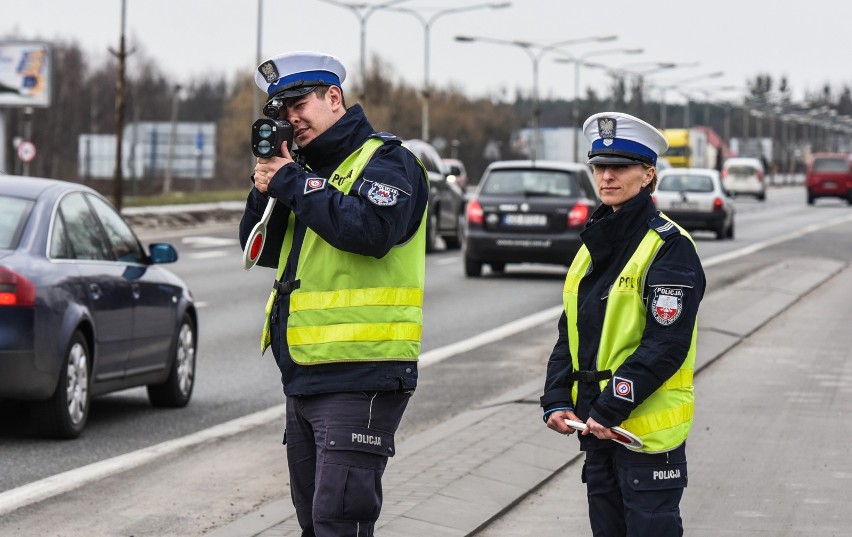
2, 185, 852, 533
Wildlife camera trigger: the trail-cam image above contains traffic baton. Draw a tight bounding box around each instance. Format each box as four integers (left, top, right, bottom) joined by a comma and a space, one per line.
564, 419, 643, 450
242, 197, 277, 271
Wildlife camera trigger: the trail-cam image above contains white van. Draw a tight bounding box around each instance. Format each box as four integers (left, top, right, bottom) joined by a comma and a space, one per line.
721, 157, 766, 201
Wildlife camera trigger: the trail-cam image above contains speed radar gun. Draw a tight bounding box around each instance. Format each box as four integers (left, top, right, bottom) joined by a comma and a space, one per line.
243, 112, 295, 271
565, 419, 643, 450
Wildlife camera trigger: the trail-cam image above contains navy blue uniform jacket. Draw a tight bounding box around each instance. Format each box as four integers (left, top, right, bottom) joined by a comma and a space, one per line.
239, 104, 428, 396
540, 189, 706, 450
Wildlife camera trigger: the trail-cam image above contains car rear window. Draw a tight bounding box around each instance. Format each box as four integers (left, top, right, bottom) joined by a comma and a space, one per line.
658, 174, 714, 193
812, 158, 849, 173
726, 165, 758, 176
481, 169, 579, 196
0, 196, 34, 249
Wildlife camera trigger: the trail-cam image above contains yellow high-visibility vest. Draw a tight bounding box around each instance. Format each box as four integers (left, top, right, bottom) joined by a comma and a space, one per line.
563, 215, 697, 453
261, 136, 428, 365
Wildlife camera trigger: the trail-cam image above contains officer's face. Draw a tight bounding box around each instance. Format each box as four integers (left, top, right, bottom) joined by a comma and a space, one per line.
280, 87, 345, 147
592, 163, 654, 210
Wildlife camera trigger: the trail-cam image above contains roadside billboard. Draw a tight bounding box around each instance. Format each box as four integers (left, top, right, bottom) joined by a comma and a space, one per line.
0, 41, 52, 107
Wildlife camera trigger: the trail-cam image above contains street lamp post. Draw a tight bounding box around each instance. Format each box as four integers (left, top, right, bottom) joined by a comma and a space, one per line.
316, 0, 412, 102
388, 2, 510, 142
163, 84, 182, 195
455, 34, 617, 161
554, 47, 644, 162
658, 71, 724, 129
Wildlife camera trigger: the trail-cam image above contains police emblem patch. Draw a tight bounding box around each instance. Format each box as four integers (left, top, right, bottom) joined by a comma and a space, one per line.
304, 177, 326, 195
598, 117, 616, 147
258, 61, 280, 83
613, 376, 634, 402
367, 183, 399, 206
651, 287, 683, 325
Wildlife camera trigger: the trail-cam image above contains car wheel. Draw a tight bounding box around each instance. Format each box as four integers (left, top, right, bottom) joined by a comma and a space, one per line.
715, 220, 727, 240
757, 192, 766, 202
36, 331, 91, 439
442, 213, 465, 250
726, 220, 735, 239
464, 253, 482, 277
425, 209, 439, 253
148, 314, 196, 408
807, 190, 815, 205
489, 262, 506, 273
847, 191, 852, 206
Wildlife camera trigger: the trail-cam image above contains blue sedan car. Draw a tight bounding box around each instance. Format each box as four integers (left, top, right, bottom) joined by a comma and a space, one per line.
0, 176, 197, 439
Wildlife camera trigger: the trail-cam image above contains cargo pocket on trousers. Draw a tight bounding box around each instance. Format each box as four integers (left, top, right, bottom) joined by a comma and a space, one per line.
315, 426, 396, 521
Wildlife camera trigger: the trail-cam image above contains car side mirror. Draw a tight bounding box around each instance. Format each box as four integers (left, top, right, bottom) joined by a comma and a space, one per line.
149, 243, 178, 264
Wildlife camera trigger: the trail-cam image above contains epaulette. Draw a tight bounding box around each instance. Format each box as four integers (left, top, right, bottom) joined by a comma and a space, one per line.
370, 132, 401, 144
647, 211, 681, 240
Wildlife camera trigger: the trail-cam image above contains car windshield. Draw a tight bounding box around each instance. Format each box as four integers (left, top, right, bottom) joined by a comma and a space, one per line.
658, 174, 715, 193
0, 195, 34, 249
481, 169, 579, 196
812, 158, 849, 173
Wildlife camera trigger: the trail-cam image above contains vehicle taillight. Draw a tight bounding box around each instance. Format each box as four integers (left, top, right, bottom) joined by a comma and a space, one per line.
568, 201, 590, 228
0, 267, 36, 307
756, 170, 763, 181
651, 195, 657, 206
713, 197, 723, 212
466, 199, 484, 225
721, 168, 728, 179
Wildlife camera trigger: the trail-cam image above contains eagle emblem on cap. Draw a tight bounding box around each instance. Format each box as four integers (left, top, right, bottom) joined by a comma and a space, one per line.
259, 61, 280, 83
598, 117, 616, 146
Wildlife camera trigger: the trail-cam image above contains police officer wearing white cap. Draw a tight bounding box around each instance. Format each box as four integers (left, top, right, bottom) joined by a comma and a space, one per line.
239, 51, 429, 537
540, 112, 706, 536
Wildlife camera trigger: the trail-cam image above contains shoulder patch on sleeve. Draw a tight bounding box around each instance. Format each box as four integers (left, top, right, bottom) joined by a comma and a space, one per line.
304, 177, 327, 195
648, 212, 681, 240
650, 287, 684, 325
366, 182, 400, 206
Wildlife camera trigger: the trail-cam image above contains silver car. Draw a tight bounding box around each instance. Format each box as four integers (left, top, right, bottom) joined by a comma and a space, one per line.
654, 168, 735, 240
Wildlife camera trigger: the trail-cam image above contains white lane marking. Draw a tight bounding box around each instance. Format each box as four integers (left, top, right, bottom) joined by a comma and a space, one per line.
434, 256, 459, 265
419, 305, 564, 367
0, 405, 285, 517
181, 236, 239, 247
186, 250, 231, 260
702, 212, 852, 268
7, 213, 850, 513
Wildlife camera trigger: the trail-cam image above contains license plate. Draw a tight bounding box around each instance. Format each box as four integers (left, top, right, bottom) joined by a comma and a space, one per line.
823, 181, 837, 189
673, 201, 699, 210
503, 213, 547, 226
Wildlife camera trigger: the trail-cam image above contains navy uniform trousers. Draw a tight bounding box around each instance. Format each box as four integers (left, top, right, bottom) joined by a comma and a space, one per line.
582, 442, 688, 537
285, 391, 410, 537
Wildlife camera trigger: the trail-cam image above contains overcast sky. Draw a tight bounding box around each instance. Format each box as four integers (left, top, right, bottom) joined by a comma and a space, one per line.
1, 0, 845, 107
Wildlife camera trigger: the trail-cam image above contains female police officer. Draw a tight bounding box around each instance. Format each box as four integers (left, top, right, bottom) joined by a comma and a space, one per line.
541, 112, 705, 537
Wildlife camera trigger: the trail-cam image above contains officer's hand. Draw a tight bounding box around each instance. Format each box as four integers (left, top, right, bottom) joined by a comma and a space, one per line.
583, 416, 617, 441
546, 409, 580, 435
253, 143, 294, 194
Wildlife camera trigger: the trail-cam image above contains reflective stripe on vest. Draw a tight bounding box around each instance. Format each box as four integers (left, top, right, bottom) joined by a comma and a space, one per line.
563, 215, 698, 453
260, 136, 428, 365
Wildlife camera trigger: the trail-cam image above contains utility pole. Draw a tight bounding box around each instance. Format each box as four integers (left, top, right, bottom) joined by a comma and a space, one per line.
110, 0, 129, 211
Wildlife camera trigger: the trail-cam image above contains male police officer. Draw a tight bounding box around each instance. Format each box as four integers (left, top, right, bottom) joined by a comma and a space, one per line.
541, 112, 705, 536
240, 51, 428, 537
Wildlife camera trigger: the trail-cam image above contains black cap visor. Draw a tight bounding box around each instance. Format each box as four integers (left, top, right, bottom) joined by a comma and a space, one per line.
587, 149, 654, 166
268, 79, 336, 100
